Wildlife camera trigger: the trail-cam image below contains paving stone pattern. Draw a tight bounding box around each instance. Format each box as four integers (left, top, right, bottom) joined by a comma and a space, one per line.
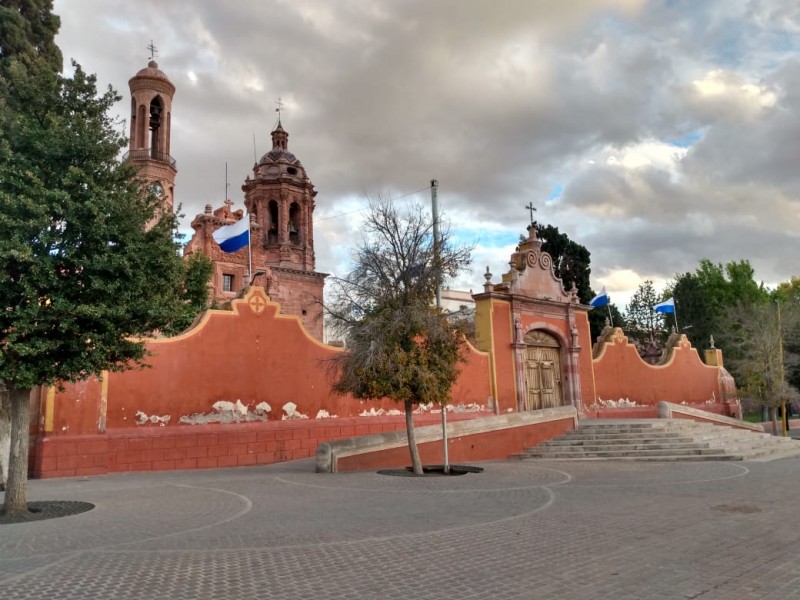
2, 458, 800, 599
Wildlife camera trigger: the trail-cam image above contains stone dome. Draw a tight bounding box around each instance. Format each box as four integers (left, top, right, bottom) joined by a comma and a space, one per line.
134, 60, 172, 82
253, 122, 308, 182
129, 60, 175, 95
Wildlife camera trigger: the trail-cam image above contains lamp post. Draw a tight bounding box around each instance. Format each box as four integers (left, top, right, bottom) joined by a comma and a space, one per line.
431, 179, 449, 474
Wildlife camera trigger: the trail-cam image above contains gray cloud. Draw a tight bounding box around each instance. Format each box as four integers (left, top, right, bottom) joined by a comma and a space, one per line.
52, 0, 800, 296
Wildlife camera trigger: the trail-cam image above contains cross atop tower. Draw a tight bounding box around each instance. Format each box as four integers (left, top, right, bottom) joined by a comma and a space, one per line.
525, 202, 537, 226
147, 40, 158, 61
275, 97, 284, 123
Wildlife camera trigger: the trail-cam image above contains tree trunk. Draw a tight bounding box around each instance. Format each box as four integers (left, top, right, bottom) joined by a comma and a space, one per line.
404, 399, 423, 475
770, 405, 779, 437
2, 387, 31, 516
0, 382, 10, 491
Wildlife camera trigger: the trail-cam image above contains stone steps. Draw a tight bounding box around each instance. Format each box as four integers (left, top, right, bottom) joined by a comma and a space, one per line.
512, 419, 800, 462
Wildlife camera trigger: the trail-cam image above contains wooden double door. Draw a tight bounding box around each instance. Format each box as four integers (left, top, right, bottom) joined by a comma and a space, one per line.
523, 330, 563, 411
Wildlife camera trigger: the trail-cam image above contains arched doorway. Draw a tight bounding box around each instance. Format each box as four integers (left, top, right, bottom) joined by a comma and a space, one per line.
523, 330, 563, 410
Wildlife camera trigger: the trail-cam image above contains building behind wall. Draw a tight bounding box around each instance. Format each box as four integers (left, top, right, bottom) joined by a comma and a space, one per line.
182, 121, 327, 341
124, 58, 326, 341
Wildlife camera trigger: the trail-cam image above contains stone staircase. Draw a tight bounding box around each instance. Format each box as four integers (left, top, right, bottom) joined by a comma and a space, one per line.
513, 419, 800, 462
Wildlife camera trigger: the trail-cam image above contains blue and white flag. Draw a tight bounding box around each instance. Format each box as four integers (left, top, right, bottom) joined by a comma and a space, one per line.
212, 217, 250, 253
653, 297, 675, 314
589, 287, 609, 308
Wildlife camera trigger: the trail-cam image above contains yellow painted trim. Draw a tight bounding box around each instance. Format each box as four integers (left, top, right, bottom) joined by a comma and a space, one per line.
506, 301, 519, 406
99, 370, 109, 433
474, 298, 497, 405
578, 311, 597, 401
44, 386, 55, 432
488, 298, 512, 412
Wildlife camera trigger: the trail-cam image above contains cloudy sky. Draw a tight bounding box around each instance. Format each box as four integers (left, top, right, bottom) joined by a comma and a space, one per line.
52, 0, 800, 307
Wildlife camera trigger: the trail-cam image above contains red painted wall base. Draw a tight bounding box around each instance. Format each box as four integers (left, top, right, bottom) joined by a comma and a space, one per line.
31, 414, 481, 479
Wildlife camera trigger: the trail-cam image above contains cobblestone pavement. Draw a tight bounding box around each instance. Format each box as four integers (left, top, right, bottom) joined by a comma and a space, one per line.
2, 458, 800, 599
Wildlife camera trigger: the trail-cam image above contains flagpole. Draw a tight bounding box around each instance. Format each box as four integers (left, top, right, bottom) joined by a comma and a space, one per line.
247, 213, 252, 283
673, 302, 679, 332
607, 304, 614, 327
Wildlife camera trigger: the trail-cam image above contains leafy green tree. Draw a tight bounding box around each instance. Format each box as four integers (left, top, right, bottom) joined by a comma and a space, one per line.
669, 259, 768, 351
328, 201, 471, 475
162, 252, 214, 336
772, 278, 800, 400
625, 280, 668, 348
0, 4, 187, 515
0, 0, 62, 74
535, 223, 592, 300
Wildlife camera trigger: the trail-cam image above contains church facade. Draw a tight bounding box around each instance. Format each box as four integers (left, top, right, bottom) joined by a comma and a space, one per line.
125, 60, 326, 340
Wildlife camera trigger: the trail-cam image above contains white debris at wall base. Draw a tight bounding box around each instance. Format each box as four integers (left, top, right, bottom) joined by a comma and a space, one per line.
359, 407, 385, 417
413, 402, 489, 415
282, 402, 309, 420
315, 409, 338, 419
179, 400, 271, 425
135, 411, 171, 426
590, 397, 640, 409
212, 399, 249, 416
359, 404, 488, 417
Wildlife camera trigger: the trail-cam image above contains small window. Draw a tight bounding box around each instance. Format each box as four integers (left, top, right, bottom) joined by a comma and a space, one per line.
222, 274, 234, 292
287, 166, 298, 175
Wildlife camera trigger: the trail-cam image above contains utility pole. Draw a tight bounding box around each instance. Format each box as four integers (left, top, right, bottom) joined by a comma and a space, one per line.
431, 179, 448, 474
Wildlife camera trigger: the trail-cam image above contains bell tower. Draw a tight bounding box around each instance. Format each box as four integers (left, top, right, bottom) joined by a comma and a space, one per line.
242, 121, 317, 271
126, 58, 177, 215
184, 119, 327, 340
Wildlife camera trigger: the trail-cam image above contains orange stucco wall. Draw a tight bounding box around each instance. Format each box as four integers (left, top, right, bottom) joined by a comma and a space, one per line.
39, 287, 492, 442
592, 330, 724, 407
32, 287, 491, 476
575, 311, 596, 405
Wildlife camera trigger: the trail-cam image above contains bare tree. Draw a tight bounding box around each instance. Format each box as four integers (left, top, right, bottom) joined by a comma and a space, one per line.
721, 301, 800, 435
327, 200, 471, 474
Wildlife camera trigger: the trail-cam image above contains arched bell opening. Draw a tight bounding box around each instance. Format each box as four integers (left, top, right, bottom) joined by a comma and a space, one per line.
289, 202, 300, 245
267, 200, 279, 244
149, 96, 164, 158
136, 104, 147, 150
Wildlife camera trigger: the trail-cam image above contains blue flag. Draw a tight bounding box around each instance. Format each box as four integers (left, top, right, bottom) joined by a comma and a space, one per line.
653, 297, 675, 314
212, 217, 250, 253
590, 287, 609, 308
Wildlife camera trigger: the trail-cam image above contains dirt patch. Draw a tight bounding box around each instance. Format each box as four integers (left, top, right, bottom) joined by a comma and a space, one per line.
378, 464, 484, 477
0, 501, 95, 525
